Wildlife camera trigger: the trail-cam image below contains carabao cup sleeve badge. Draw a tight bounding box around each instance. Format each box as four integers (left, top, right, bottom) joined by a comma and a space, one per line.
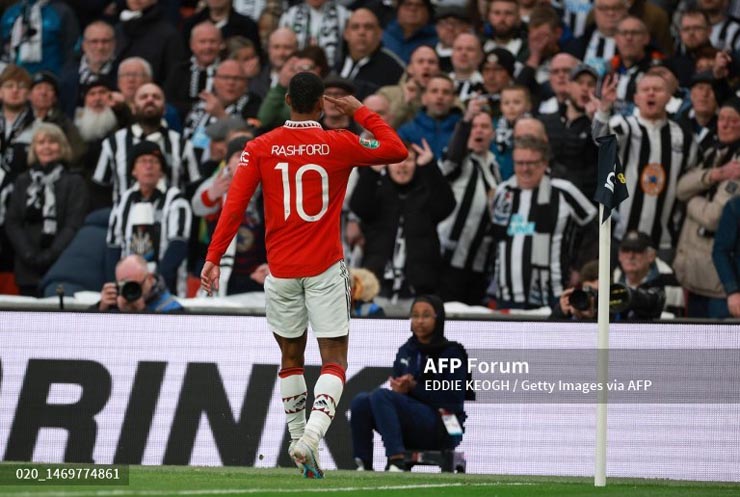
359, 137, 379, 149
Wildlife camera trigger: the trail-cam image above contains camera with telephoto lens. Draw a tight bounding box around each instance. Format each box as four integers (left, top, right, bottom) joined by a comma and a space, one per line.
118, 281, 143, 302
608, 282, 665, 319
569, 284, 665, 318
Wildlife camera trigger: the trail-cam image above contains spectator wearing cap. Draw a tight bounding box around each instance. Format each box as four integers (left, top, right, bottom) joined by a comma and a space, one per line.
614, 231, 684, 317
0, 0, 80, 75
182, 0, 261, 58
675, 97, 740, 318
540, 63, 600, 199
477, 48, 515, 118
74, 79, 127, 191
336, 8, 405, 101
398, 74, 463, 160
164, 21, 224, 122
279, 0, 351, 68
74, 79, 124, 145
321, 77, 364, 132
106, 140, 192, 295
563, 0, 626, 77
537, 53, 579, 114
449, 33, 484, 103
483, 0, 526, 60
434, 6, 474, 73
676, 72, 721, 165
28, 71, 86, 169
192, 136, 266, 296
93, 82, 201, 206
114, 0, 187, 85
382, 0, 438, 64
4, 123, 88, 296
377, 44, 440, 129
59, 20, 118, 119
182, 59, 262, 152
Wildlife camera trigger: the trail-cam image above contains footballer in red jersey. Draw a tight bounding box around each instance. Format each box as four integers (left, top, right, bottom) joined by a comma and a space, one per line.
200, 72, 407, 479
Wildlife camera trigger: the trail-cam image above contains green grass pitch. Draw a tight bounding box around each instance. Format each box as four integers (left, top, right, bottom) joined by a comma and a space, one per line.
1, 465, 740, 497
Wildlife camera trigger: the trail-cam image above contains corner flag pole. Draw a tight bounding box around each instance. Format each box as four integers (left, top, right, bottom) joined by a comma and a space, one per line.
594, 204, 611, 487
592, 134, 627, 488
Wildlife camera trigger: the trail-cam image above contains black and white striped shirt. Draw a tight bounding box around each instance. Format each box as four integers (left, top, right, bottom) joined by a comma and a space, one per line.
583, 30, 617, 76
561, 0, 593, 38
710, 17, 740, 51
107, 185, 192, 268
593, 111, 697, 249
490, 174, 597, 307
439, 150, 501, 273
92, 124, 200, 203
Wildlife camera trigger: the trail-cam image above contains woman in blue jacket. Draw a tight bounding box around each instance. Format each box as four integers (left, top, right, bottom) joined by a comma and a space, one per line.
350, 294, 468, 471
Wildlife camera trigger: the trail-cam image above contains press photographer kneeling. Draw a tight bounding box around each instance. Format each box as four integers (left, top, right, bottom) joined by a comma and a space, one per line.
551, 232, 681, 320
95, 255, 184, 313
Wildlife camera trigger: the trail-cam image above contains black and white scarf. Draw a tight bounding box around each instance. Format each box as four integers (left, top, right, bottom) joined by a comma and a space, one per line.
284, 1, 345, 65
26, 162, 63, 237
78, 55, 114, 85
188, 56, 218, 99
8, 0, 48, 65
495, 117, 514, 154
383, 213, 408, 303
0, 105, 34, 170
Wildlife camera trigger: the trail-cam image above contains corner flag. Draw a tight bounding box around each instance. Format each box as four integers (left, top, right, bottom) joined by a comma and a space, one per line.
593, 134, 628, 223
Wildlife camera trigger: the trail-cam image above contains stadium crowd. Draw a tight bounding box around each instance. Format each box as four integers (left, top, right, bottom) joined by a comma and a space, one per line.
0, 0, 738, 318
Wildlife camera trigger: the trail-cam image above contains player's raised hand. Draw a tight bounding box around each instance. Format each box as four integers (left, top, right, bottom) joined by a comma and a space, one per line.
323, 94, 363, 117
200, 261, 220, 296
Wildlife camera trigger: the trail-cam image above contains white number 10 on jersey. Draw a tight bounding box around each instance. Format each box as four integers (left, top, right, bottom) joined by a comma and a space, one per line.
275, 162, 329, 222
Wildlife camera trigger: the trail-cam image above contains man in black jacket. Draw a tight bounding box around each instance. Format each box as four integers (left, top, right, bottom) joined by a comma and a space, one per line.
336, 8, 405, 100
182, 0, 261, 56
540, 63, 599, 199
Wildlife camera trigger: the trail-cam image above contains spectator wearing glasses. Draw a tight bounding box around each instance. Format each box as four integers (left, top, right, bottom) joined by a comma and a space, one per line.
666, 9, 715, 88
182, 59, 262, 155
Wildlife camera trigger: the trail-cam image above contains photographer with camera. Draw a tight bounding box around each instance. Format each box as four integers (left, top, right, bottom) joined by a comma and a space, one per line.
96, 254, 184, 312
551, 260, 599, 320
552, 232, 680, 320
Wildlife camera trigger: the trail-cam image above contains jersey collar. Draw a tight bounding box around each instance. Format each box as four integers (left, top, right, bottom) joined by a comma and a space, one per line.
284, 120, 322, 129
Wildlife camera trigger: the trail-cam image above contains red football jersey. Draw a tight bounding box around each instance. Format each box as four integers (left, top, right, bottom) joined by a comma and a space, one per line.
206, 106, 407, 278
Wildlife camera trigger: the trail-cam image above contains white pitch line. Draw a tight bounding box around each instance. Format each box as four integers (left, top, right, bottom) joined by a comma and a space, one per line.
0, 482, 534, 497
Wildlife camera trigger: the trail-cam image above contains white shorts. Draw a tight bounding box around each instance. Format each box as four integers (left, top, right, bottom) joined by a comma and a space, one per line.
264, 260, 351, 339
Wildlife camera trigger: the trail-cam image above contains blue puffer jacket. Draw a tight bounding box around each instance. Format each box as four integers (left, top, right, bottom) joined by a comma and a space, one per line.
1, 0, 79, 74
398, 109, 462, 160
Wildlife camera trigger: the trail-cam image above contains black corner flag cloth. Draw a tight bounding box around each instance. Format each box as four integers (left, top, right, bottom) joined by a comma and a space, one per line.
593, 134, 628, 223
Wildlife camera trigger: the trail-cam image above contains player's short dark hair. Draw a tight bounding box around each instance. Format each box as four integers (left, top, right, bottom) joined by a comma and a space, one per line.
288, 72, 324, 114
